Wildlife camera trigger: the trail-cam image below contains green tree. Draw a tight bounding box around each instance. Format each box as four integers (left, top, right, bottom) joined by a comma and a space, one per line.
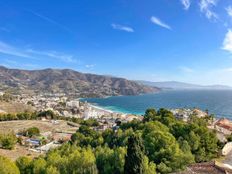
45, 166, 60, 174
124, 134, 156, 174
67, 147, 98, 174
26, 127, 40, 137
32, 158, 47, 174
0, 132, 17, 150
95, 146, 126, 174
38, 110, 56, 119
16, 156, 32, 174
0, 155, 20, 174
143, 108, 157, 122
143, 122, 192, 173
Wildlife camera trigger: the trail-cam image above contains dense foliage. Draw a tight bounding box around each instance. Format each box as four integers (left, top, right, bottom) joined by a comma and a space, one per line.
0, 132, 17, 150
1, 108, 220, 174
23, 127, 40, 138
0, 155, 20, 174
124, 134, 156, 174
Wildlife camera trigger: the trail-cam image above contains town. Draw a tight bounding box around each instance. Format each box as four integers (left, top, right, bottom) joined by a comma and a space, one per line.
1, 91, 232, 173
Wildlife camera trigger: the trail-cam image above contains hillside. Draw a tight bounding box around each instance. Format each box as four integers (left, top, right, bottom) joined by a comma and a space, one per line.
0, 101, 34, 114
0, 66, 159, 97
137, 80, 232, 90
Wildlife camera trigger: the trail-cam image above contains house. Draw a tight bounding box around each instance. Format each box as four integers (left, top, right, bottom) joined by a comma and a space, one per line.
193, 108, 207, 118
171, 109, 191, 122
66, 100, 80, 108
53, 133, 72, 143
215, 118, 232, 135
36, 141, 61, 153
222, 142, 232, 156
171, 108, 207, 122
25, 139, 40, 147
40, 131, 52, 139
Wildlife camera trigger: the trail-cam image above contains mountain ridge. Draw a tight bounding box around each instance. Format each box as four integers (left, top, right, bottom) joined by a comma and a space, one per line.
0, 66, 159, 97
137, 80, 232, 90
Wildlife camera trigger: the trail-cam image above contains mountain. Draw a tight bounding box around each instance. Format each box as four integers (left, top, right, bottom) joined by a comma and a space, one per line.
137, 80, 232, 90
0, 66, 159, 97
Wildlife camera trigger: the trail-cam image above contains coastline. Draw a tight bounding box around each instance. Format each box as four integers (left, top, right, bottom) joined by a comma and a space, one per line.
88, 103, 114, 114
87, 102, 144, 116
80, 90, 232, 119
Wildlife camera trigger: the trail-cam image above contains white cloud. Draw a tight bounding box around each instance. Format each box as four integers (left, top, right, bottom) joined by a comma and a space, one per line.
85, 64, 95, 68
199, 0, 218, 20
2, 59, 39, 69
179, 66, 194, 73
111, 24, 134, 32
0, 40, 77, 63
222, 29, 232, 53
181, 0, 191, 10
226, 6, 232, 17
26, 49, 77, 63
28, 10, 74, 34
0, 41, 35, 59
150, 16, 171, 30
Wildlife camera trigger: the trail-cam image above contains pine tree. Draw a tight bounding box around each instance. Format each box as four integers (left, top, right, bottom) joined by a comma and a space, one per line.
124, 134, 145, 174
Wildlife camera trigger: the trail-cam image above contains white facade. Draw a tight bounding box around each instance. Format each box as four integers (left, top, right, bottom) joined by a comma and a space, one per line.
66, 100, 80, 108
222, 142, 232, 156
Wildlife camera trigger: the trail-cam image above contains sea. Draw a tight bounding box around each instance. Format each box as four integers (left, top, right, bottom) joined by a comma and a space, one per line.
81, 90, 232, 119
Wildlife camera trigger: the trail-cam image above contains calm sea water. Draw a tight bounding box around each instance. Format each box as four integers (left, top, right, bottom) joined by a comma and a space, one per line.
81, 90, 232, 118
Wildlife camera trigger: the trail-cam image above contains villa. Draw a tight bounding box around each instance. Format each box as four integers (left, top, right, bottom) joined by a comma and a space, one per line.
215, 118, 232, 135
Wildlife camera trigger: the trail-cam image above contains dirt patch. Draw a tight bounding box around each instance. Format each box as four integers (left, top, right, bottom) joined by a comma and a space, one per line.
0, 120, 78, 160
0, 101, 34, 113
0, 120, 78, 133
0, 145, 40, 161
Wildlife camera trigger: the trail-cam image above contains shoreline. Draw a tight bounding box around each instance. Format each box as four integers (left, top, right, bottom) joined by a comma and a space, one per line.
88, 103, 114, 114
86, 102, 230, 120
87, 102, 144, 116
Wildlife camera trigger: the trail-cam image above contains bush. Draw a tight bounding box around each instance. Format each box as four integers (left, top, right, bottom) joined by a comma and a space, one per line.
0, 155, 20, 174
0, 132, 17, 150
26, 127, 40, 137
16, 156, 32, 174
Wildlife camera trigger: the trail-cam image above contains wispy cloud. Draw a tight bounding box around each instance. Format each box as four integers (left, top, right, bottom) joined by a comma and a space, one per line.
26, 49, 77, 63
199, 0, 218, 20
226, 6, 232, 17
150, 16, 171, 30
85, 64, 95, 68
111, 24, 134, 32
2, 59, 39, 69
181, 0, 191, 10
179, 66, 194, 73
27, 10, 74, 34
222, 29, 232, 53
0, 40, 77, 63
0, 41, 36, 59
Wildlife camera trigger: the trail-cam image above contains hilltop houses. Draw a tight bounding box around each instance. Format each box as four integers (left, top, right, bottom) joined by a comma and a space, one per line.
171, 108, 207, 122
215, 118, 232, 135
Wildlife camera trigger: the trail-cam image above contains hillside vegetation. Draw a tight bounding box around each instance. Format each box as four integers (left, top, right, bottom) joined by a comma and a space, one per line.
0, 66, 159, 97
0, 108, 221, 174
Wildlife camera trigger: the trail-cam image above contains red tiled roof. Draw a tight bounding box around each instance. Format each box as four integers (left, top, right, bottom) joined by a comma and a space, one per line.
215, 118, 232, 131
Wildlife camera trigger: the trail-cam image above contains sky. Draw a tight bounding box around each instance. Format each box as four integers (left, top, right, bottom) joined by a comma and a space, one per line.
0, 0, 232, 85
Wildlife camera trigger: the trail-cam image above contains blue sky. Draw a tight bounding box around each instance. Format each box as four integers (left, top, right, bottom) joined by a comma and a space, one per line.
1, 0, 232, 85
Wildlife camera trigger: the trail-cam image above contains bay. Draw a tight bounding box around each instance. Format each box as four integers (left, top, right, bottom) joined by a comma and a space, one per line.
81, 90, 232, 118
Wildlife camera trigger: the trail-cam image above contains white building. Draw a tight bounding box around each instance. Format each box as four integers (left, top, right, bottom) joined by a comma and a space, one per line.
66, 100, 80, 108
